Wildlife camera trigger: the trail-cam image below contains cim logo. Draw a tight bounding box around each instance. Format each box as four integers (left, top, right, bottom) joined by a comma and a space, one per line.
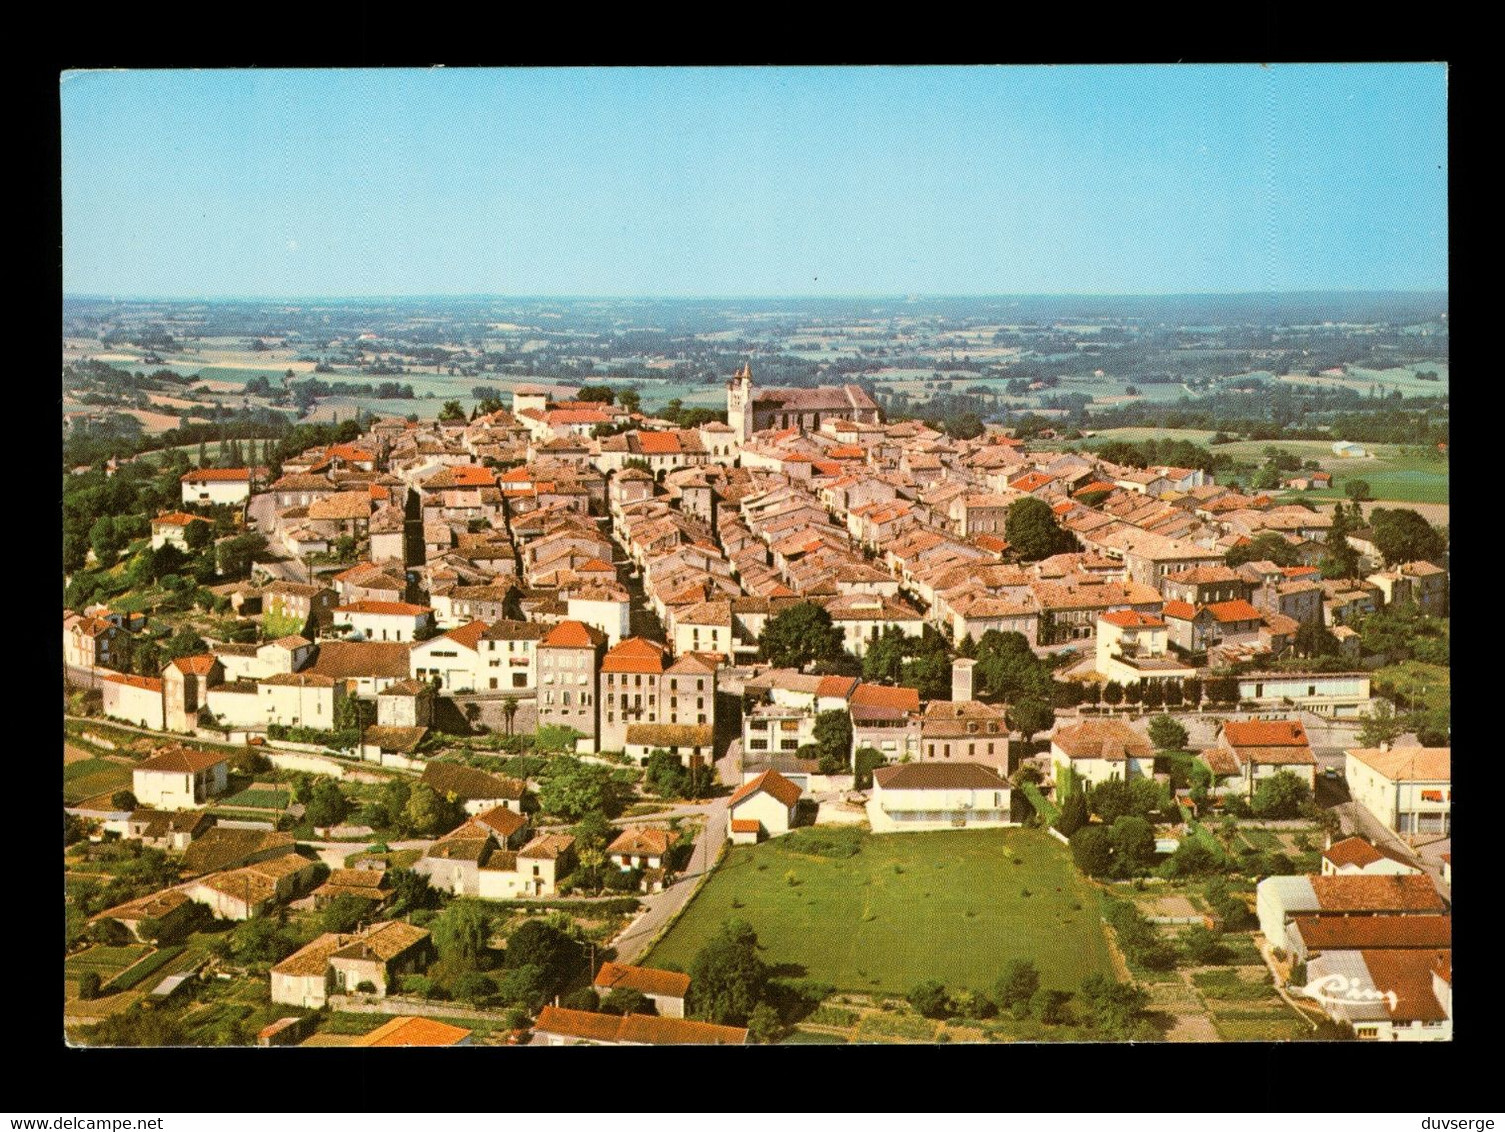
1300, 972, 1399, 1012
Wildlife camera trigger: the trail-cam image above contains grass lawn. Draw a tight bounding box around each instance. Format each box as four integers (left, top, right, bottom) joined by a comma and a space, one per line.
63, 758, 132, 804
65, 945, 151, 983
645, 828, 1114, 995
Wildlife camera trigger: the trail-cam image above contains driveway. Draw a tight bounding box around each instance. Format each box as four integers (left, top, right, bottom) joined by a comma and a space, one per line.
608, 794, 729, 965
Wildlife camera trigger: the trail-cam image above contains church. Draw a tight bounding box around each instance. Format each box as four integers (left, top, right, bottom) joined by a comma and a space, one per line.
725, 363, 882, 442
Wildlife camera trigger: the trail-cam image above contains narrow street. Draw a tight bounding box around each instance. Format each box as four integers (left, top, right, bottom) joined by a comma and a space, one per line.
609, 794, 729, 965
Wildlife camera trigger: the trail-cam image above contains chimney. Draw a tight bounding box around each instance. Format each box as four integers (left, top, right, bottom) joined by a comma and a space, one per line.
952, 658, 976, 703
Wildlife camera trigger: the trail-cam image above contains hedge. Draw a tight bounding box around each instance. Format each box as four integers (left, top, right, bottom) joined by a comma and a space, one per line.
1018, 781, 1060, 825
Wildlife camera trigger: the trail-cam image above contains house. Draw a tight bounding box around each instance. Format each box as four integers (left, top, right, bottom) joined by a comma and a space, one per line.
179, 829, 295, 880
867, 762, 1014, 833
591, 962, 691, 1018
531, 1006, 748, 1046
132, 747, 229, 810
726, 769, 802, 844
1212, 719, 1318, 799
90, 888, 198, 944
271, 920, 433, 1008
307, 640, 414, 696
623, 723, 716, 769
311, 867, 391, 908
918, 700, 1011, 772
1256, 873, 1448, 956
162, 654, 224, 733
262, 581, 338, 630
181, 467, 254, 506
125, 807, 213, 851
1344, 747, 1451, 839
1049, 718, 1156, 794
1321, 837, 1422, 877
608, 827, 674, 875
1094, 610, 1196, 687
1286, 913, 1450, 964
181, 854, 322, 920
150, 511, 211, 552
101, 672, 165, 730
1302, 948, 1451, 1041
410, 619, 548, 693
420, 761, 526, 816
334, 600, 435, 643
849, 682, 923, 765
64, 612, 123, 671
537, 619, 606, 750
353, 1016, 473, 1047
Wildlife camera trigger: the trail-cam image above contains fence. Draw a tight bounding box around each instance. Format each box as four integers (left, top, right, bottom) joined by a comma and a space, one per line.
327, 993, 518, 1023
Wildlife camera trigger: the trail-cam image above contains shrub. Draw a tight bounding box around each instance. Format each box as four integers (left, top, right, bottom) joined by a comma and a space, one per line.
77, 971, 102, 1001
907, 980, 951, 1019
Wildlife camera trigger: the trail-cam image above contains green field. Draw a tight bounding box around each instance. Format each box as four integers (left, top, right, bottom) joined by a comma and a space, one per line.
65, 945, 151, 983
218, 786, 291, 811
646, 828, 1114, 995
64, 758, 132, 805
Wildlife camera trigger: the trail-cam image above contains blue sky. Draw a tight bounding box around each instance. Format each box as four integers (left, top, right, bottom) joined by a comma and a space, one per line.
61, 65, 1447, 298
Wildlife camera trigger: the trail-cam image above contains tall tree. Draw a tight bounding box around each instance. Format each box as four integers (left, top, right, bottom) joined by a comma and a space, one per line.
687, 919, 768, 1027
1004, 497, 1079, 562
757, 602, 845, 669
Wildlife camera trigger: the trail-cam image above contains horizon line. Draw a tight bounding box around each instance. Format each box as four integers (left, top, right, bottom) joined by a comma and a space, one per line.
64, 288, 1451, 303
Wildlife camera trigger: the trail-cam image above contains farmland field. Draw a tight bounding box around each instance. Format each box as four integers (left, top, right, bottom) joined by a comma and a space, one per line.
645, 827, 1114, 995
218, 786, 291, 811
63, 758, 132, 805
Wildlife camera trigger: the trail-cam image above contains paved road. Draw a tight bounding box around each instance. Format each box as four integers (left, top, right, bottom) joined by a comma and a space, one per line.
609, 793, 729, 965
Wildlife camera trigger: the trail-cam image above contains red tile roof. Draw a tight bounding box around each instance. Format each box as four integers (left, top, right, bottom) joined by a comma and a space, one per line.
1101, 610, 1166, 629
170, 655, 219, 676
542, 619, 606, 649
601, 637, 669, 674
1309, 874, 1448, 914
1223, 719, 1308, 747
729, 769, 802, 810
137, 747, 227, 774
730, 819, 761, 834
592, 961, 690, 999
1206, 599, 1263, 623
181, 468, 251, 482
850, 683, 921, 713
1162, 600, 1198, 620
354, 1016, 471, 1047
636, 431, 682, 455
1322, 837, 1385, 869
1291, 914, 1450, 952
334, 600, 433, 617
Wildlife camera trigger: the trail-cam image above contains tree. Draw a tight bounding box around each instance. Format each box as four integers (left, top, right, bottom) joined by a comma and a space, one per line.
758, 602, 844, 669
77, 971, 102, 1001
320, 893, 371, 934
1147, 714, 1188, 751
387, 867, 437, 914
438, 400, 467, 422
1183, 676, 1203, 708
1123, 681, 1143, 706
1109, 816, 1156, 876
1357, 699, 1406, 748
1030, 987, 1071, 1025
1180, 925, 1231, 965
1102, 681, 1124, 706
1078, 974, 1150, 1038
617, 388, 642, 415
452, 971, 498, 1006
1345, 479, 1372, 502
538, 757, 618, 820
645, 749, 691, 800
575, 384, 616, 405
505, 920, 583, 993
402, 783, 463, 836
501, 696, 519, 736
304, 779, 349, 828
1251, 770, 1313, 819
687, 920, 768, 1026
216, 532, 268, 579
1006, 698, 1055, 746
431, 899, 493, 966
747, 1002, 784, 1044
1370, 507, 1446, 566
1004, 497, 1078, 562
1070, 826, 1114, 877
602, 987, 652, 1016
943, 412, 985, 441
1225, 531, 1301, 568
812, 709, 853, 774
1293, 622, 1341, 658
1055, 789, 1089, 837
991, 959, 1040, 1013
861, 625, 910, 684
110, 790, 138, 812
854, 747, 886, 790
907, 979, 951, 1019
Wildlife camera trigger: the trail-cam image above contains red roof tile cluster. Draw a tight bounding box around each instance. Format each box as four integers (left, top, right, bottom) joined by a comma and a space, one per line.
601, 637, 669, 675
729, 769, 802, 810
1223, 719, 1308, 747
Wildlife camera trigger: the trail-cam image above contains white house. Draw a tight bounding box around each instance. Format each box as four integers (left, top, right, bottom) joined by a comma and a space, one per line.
866, 762, 1014, 833
1301, 948, 1451, 1042
726, 769, 802, 844
1344, 747, 1451, 838
592, 962, 690, 1018
180, 467, 254, 506
1049, 718, 1156, 793
334, 600, 435, 643
101, 673, 165, 731
1320, 836, 1421, 877
132, 748, 229, 810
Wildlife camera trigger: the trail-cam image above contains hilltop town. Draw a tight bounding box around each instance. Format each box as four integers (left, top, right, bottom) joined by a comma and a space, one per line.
63, 344, 1450, 1047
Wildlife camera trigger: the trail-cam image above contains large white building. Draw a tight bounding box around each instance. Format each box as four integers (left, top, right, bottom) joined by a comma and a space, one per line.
1345, 747, 1451, 838
180, 467, 254, 506
866, 762, 1014, 834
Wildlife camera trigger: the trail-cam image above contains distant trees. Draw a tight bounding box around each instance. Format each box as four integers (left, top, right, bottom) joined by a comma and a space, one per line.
437, 400, 467, 422
1225, 531, 1301, 568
